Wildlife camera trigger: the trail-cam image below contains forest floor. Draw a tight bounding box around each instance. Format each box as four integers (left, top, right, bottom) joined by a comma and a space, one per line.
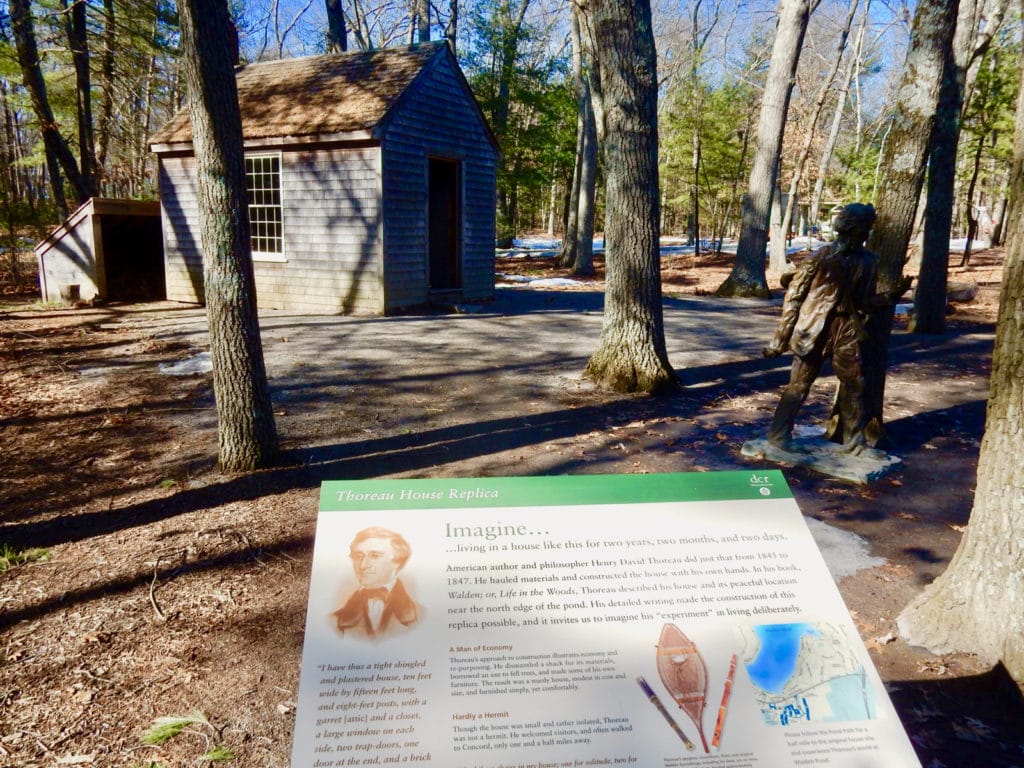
1, 244, 1021, 767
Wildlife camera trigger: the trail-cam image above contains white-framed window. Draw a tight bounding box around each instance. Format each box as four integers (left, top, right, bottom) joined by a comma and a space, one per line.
245, 153, 285, 260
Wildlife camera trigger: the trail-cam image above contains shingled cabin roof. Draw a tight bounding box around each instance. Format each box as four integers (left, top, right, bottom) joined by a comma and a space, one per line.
150, 42, 460, 148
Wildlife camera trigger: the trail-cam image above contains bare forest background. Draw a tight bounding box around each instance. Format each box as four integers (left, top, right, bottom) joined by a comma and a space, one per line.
1, 0, 1019, 290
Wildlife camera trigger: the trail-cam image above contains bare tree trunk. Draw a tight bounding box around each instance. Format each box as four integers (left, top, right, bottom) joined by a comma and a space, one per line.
583, 0, 676, 393
492, 0, 532, 248
62, 0, 97, 199
558, 5, 586, 268
896, 40, 1024, 686
774, 0, 860, 274
177, 0, 279, 471
560, 124, 584, 266
415, 0, 430, 42
9, 0, 89, 214
960, 134, 987, 265
691, 125, 701, 257
546, 177, 556, 236
558, 4, 597, 276
717, 0, 813, 298
95, 0, 117, 190
573, 88, 597, 277
990, 187, 1008, 245
808, 19, 861, 228
856, 0, 960, 445
915, 0, 1006, 332
768, 183, 785, 270
325, 0, 348, 52
446, 0, 458, 51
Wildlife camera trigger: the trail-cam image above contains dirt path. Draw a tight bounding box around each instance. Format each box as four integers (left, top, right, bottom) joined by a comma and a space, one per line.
1, 249, 1020, 766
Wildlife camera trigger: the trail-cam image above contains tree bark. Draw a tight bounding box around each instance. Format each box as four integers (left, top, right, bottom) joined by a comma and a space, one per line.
558, 4, 596, 276
558, 5, 586, 268
492, 0, 531, 248
62, 0, 97, 199
774, 0, 860, 275
572, 88, 598, 278
325, 0, 348, 52
582, 0, 675, 393
857, 0, 960, 444
808, 25, 860, 228
177, 0, 279, 471
446, 0, 458, 51
896, 39, 1024, 687
95, 0, 117, 187
9, 0, 89, 214
415, 0, 430, 42
717, 0, 812, 298
915, 0, 1005, 333
990, 188, 1007, 245
959, 133, 987, 265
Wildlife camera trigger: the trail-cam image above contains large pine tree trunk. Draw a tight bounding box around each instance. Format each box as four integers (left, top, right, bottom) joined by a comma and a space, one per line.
717, 0, 812, 298
897, 45, 1024, 685
857, 0, 960, 443
178, 0, 279, 472
583, 0, 675, 394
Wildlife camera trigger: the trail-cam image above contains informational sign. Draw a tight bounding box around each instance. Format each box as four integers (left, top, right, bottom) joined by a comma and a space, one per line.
292, 471, 921, 768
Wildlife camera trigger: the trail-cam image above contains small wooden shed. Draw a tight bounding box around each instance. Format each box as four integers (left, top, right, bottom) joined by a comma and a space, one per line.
35, 197, 165, 304
149, 42, 498, 315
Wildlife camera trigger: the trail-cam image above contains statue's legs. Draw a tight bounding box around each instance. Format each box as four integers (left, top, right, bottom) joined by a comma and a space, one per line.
767, 354, 822, 447
831, 317, 866, 450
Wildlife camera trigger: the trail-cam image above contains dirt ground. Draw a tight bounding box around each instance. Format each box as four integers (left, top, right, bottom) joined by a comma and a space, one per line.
1, 245, 1022, 767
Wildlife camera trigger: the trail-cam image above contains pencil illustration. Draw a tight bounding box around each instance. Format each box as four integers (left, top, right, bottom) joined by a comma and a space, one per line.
637, 676, 695, 750
712, 653, 738, 749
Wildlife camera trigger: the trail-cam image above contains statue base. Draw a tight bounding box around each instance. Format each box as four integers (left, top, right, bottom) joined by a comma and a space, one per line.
741, 436, 903, 484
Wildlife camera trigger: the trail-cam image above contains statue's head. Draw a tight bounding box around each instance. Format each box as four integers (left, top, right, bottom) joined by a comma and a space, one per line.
834, 203, 876, 239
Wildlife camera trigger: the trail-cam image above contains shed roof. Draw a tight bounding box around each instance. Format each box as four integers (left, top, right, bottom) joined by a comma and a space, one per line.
150, 42, 449, 148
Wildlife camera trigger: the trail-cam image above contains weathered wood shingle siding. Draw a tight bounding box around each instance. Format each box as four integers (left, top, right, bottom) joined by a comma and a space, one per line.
159, 156, 205, 303
159, 147, 385, 313
275, 147, 383, 313
380, 53, 497, 310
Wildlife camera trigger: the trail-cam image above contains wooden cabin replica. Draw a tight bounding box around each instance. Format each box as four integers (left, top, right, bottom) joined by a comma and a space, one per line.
35, 197, 165, 305
150, 42, 498, 315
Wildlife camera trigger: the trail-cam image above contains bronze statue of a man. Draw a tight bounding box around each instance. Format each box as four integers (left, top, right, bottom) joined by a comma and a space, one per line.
763, 202, 883, 453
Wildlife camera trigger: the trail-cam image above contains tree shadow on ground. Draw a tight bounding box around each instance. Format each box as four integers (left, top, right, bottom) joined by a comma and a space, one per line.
0, 396, 678, 551
888, 662, 1024, 767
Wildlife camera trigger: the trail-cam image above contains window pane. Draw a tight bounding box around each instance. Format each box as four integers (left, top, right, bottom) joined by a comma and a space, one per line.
245, 155, 283, 254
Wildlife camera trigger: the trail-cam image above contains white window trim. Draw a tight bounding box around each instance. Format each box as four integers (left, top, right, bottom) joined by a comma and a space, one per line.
245, 152, 286, 262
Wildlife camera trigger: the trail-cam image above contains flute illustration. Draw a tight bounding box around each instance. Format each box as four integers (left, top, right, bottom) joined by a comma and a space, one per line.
712, 653, 738, 749
636, 676, 695, 750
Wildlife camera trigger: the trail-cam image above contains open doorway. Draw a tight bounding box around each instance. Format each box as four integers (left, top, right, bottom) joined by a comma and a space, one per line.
428, 157, 461, 291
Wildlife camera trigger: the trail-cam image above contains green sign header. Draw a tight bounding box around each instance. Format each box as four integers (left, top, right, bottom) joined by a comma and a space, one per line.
320, 470, 791, 512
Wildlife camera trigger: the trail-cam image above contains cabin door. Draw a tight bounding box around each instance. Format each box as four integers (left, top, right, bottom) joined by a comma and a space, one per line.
428, 157, 461, 290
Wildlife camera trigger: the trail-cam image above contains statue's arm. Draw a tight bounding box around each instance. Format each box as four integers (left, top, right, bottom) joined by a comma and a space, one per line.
764, 253, 818, 357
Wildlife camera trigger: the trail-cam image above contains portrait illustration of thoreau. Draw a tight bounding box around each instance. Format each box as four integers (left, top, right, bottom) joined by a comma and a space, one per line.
332, 527, 421, 640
